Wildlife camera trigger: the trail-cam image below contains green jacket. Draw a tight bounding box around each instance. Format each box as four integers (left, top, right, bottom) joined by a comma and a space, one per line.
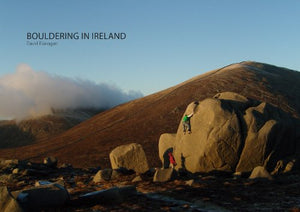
183, 115, 189, 122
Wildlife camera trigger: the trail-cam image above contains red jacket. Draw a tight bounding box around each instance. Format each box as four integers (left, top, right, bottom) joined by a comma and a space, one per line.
168, 152, 177, 165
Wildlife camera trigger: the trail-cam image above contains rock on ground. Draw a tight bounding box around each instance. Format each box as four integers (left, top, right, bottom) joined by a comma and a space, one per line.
93, 169, 113, 183
153, 168, 176, 182
174, 98, 243, 173
160, 92, 300, 174
43, 156, 58, 168
110, 143, 149, 174
15, 183, 69, 209
249, 166, 273, 180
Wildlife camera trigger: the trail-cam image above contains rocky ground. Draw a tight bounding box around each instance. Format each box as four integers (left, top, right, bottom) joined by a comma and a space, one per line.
1, 159, 300, 212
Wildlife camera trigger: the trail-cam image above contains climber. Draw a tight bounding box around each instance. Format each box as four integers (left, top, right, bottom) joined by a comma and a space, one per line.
168, 152, 177, 168
182, 112, 193, 134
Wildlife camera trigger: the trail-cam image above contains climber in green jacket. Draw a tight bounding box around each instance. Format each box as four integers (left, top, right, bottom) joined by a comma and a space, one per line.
182, 113, 193, 134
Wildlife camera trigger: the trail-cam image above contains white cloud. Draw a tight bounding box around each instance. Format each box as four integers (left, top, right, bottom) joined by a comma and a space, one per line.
0, 64, 143, 119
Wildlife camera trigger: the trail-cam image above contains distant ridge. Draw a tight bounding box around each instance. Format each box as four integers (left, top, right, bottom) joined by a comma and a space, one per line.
0, 108, 103, 148
1, 61, 299, 168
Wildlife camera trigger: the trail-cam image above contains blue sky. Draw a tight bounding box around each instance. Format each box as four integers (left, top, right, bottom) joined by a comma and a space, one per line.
1, 0, 300, 95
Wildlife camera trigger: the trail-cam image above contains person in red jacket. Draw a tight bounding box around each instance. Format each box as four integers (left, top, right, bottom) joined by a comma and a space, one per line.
168, 152, 177, 168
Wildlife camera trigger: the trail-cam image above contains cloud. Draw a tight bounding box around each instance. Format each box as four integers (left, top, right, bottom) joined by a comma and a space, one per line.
0, 64, 143, 119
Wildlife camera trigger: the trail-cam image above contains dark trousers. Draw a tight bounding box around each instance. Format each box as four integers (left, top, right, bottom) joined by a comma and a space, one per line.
183, 121, 191, 132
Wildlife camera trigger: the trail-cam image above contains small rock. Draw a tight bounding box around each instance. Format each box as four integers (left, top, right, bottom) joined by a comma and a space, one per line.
0, 159, 19, 168
12, 168, 20, 174
0, 174, 14, 183
16, 181, 26, 187
93, 169, 113, 183
132, 176, 142, 182
284, 159, 297, 173
43, 157, 57, 168
153, 168, 176, 182
233, 171, 244, 179
34, 181, 52, 187
21, 170, 29, 176
59, 163, 72, 169
249, 166, 273, 180
185, 179, 195, 186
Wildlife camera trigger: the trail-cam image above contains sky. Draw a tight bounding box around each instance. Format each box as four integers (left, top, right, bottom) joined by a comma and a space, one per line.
0, 0, 300, 96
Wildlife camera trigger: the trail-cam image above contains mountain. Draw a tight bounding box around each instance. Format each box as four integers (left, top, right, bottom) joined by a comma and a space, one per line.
1, 61, 299, 168
0, 108, 103, 148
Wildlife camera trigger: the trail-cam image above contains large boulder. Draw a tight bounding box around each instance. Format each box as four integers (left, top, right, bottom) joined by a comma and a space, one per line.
161, 92, 300, 174
110, 143, 149, 173
0, 186, 23, 212
236, 103, 297, 172
173, 98, 243, 173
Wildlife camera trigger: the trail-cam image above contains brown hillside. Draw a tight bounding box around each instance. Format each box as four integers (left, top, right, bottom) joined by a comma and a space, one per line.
1, 61, 300, 168
0, 108, 102, 148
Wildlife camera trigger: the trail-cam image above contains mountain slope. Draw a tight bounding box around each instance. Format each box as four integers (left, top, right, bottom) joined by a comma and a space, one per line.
1, 61, 300, 168
0, 108, 103, 148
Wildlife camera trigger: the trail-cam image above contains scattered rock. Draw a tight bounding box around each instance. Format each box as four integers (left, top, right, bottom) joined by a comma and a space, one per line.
0, 174, 14, 184
12, 168, 20, 175
59, 163, 72, 169
43, 156, 58, 168
249, 166, 273, 180
110, 143, 149, 174
153, 168, 176, 182
271, 160, 285, 175
185, 179, 195, 186
132, 176, 142, 182
284, 159, 298, 173
34, 181, 52, 187
0, 186, 23, 212
233, 172, 243, 179
93, 169, 113, 183
0, 159, 19, 168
